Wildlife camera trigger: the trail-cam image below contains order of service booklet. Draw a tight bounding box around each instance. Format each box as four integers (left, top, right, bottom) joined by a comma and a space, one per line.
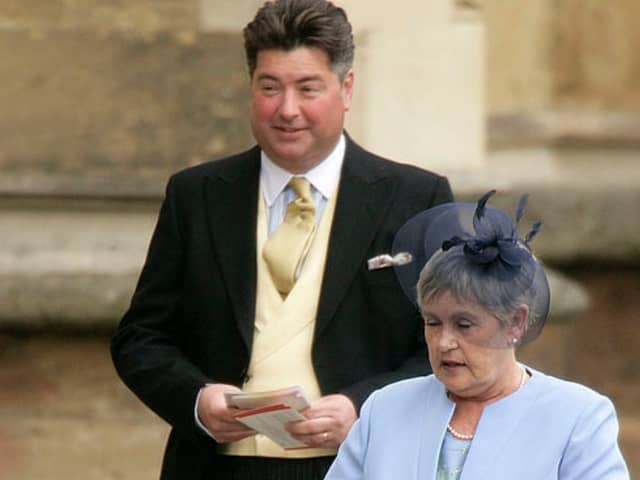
225, 386, 311, 449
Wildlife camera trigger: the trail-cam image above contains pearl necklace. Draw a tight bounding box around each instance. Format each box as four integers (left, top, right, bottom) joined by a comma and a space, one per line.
447, 365, 527, 441
446, 423, 474, 441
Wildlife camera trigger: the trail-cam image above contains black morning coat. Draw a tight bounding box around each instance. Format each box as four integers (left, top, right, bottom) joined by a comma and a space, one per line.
111, 135, 454, 479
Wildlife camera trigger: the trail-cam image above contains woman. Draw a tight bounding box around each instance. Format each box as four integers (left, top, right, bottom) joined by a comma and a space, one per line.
325, 191, 629, 479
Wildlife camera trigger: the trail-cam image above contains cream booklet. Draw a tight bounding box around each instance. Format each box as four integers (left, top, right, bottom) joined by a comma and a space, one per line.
225, 386, 311, 449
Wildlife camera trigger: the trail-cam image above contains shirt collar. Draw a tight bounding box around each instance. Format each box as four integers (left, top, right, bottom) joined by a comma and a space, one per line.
260, 134, 345, 207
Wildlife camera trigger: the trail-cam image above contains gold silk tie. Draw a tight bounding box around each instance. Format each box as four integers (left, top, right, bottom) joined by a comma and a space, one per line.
263, 177, 317, 295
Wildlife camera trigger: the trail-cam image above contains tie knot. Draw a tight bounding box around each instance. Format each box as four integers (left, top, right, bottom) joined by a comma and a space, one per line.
288, 177, 312, 200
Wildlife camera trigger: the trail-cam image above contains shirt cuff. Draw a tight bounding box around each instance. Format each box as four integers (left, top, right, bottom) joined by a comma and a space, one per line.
194, 387, 217, 440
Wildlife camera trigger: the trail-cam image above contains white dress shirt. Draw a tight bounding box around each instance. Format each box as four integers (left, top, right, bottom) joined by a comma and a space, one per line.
260, 134, 345, 234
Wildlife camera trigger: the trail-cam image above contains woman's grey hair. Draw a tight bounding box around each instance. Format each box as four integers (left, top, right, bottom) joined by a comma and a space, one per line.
417, 246, 541, 333
243, 0, 355, 80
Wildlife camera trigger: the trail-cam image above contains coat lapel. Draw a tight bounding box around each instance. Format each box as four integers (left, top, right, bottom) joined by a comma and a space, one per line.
315, 139, 396, 337
202, 139, 397, 349
203, 148, 261, 351
416, 380, 455, 479
460, 367, 538, 479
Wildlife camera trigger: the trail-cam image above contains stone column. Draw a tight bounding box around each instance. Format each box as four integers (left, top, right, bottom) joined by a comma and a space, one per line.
338, 0, 486, 172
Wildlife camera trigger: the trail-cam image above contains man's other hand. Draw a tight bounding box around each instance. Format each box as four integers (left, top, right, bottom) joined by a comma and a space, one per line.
197, 383, 256, 443
286, 394, 357, 449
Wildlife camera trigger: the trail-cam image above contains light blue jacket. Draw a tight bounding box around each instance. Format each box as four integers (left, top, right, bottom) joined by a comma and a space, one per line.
325, 367, 629, 479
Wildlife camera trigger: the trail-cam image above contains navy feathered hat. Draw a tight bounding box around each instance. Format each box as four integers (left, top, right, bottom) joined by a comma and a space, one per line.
392, 190, 550, 345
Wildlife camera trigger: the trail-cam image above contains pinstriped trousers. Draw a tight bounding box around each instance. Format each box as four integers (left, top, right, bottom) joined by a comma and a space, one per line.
214, 455, 335, 479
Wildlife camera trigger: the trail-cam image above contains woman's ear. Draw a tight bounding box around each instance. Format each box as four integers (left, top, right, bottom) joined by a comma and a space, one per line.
511, 304, 529, 343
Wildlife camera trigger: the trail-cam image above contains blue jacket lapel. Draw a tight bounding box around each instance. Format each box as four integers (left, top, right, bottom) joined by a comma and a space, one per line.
416, 380, 455, 479
461, 371, 538, 479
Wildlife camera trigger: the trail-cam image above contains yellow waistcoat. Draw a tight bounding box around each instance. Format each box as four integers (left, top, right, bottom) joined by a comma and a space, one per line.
219, 185, 338, 458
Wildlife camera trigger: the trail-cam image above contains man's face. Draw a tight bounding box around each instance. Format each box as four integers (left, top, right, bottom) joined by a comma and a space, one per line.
249, 47, 354, 173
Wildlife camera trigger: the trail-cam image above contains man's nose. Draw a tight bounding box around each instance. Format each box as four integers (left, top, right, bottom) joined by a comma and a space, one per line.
278, 89, 300, 119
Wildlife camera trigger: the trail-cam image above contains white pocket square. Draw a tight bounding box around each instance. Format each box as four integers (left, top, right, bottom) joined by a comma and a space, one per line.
367, 252, 413, 271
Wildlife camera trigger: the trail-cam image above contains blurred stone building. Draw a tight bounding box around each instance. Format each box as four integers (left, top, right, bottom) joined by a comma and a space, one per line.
0, 1, 638, 478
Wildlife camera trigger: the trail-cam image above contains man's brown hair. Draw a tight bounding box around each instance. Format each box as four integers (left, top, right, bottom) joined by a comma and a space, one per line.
243, 0, 355, 79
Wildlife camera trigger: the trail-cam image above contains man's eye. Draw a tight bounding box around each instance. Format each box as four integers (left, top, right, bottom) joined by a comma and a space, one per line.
456, 321, 472, 329
300, 85, 321, 95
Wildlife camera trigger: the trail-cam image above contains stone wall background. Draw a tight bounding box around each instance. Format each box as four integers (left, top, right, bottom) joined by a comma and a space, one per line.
0, 1, 252, 197
486, 0, 640, 113
0, 1, 639, 478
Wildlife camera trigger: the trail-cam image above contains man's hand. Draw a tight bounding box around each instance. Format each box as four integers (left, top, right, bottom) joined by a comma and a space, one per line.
197, 383, 256, 443
286, 394, 357, 449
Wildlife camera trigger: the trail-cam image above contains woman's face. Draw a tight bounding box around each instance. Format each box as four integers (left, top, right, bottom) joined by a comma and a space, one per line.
421, 291, 521, 402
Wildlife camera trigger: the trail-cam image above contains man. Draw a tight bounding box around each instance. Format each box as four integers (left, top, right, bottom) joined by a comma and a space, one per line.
111, 0, 453, 478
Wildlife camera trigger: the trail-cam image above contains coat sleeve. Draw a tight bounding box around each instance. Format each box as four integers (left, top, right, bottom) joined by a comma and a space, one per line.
558, 393, 630, 479
325, 391, 378, 480
110, 175, 211, 444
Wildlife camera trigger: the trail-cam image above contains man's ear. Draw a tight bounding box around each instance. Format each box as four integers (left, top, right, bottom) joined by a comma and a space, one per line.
341, 70, 354, 111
